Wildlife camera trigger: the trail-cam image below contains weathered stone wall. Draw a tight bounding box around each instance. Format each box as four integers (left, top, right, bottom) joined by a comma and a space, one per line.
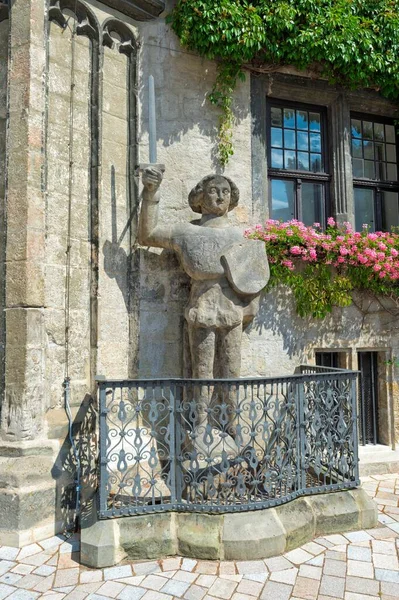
0, 14, 8, 421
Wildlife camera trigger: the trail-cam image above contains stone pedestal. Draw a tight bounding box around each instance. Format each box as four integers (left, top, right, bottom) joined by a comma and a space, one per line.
81, 487, 378, 567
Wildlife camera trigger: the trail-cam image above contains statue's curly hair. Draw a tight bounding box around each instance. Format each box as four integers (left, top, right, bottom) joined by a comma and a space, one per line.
188, 174, 240, 214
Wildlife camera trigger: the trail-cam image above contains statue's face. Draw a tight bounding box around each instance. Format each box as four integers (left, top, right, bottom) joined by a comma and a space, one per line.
202, 177, 231, 216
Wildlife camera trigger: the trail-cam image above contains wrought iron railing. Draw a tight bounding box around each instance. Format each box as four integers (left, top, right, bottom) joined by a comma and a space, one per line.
97, 366, 360, 518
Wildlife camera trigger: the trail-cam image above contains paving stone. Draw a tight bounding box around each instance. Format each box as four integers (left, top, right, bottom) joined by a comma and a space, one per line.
324, 534, 349, 546
283, 549, 313, 565
347, 559, 374, 578
117, 588, 146, 600
7, 591, 40, 599
57, 553, 80, 570
219, 574, 242, 583
292, 576, 319, 600
183, 584, 207, 600
0, 548, 19, 561
0, 583, 16, 600
17, 546, 42, 561
53, 568, 79, 588
141, 574, 167, 591
104, 566, 132, 581
207, 577, 237, 599
39, 537, 65, 551
373, 553, 399, 570
158, 570, 176, 579
231, 594, 255, 600
319, 574, 345, 598
236, 561, 267, 575
260, 581, 292, 600
33, 566, 56, 577
298, 565, 322, 580
115, 576, 145, 587
0, 561, 16, 576
0, 573, 22, 586
160, 579, 191, 598
325, 550, 346, 562
10, 566, 33, 576
32, 575, 55, 593
196, 575, 217, 588
132, 563, 160, 576
269, 568, 298, 585
96, 581, 126, 597
235, 579, 263, 596
79, 570, 103, 583
181, 560, 197, 573
243, 573, 268, 583
345, 575, 380, 595
375, 568, 399, 583
19, 553, 52, 568
372, 540, 397, 555
195, 562, 218, 575
344, 593, 379, 600
162, 558, 182, 572
300, 542, 325, 556
219, 563, 236, 576
14, 574, 45, 590
140, 591, 173, 600
347, 546, 371, 562
306, 555, 324, 567
323, 558, 347, 577
344, 531, 373, 543
380, 580, 399, 596
264, 557, 293, 572
173, 571, 198, 584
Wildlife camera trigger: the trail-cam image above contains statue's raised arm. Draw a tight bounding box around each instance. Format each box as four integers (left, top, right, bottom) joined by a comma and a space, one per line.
138, 166, 173, 249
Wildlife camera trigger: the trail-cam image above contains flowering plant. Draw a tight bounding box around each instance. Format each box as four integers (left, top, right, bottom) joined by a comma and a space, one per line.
246, 219, 399, 319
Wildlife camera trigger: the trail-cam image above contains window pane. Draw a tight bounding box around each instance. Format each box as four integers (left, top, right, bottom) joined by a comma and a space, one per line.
296, 110, 308, 130
351, 119, 362, 138
352, 139, 362, 158
310, 133, 321, 153
364, 160, 375, 179
284, 150, 296, 169
386, 124, 395, 144
309, 112, 321, 132
363, 121, 373, 140
302, 182, 324, 226
363, 141, 374, 160
271, 107, 282, 127
271, 127, 283, 148
297, 131, 309, 151
386, 144, 397, 162
374, 122, 384, 141
284, 129, 296, 149
387, 163, 397, 181
352, 158, 364, 178
271, 179, 295, 222
271, 148, 283, 168
297, 152, 309, 171
284, 108, 295, 128
381, 191, 399, 231
354, 187, 375, 232
310, 153, 322, 172
375, 142, 385, 162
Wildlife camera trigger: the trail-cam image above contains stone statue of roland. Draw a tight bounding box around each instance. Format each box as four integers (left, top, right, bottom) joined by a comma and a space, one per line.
138, 167, 269, 458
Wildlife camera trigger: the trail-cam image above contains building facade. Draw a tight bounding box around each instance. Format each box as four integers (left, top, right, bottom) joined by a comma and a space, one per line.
0, 0, 398, 545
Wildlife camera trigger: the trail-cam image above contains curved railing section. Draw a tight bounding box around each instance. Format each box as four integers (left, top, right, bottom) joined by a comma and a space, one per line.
97, 366, 360, 518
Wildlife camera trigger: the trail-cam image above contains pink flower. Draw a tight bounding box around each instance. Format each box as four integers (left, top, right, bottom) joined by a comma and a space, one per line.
290, 246, 302, 255
391, 248, 398, 257
339, 246, 349, 256
327, 217, 335, 226
309, 248, 317, 260
368, 233, 378, 241
337, 256, 345, 263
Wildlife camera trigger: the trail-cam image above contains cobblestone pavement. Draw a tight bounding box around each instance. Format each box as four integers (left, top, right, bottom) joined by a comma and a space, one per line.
1, 474, 399, 599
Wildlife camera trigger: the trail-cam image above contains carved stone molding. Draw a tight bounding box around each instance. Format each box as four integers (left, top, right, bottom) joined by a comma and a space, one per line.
98, 0, 165, 21
0, 1, 8, 23
102, 18, 137, 55
49, 0, 99, 39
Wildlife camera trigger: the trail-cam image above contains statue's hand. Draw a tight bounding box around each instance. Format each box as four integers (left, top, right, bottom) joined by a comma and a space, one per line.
142, 166, 163, 193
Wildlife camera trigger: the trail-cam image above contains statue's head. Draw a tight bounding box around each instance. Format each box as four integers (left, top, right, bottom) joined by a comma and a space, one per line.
189, 175, 239, 216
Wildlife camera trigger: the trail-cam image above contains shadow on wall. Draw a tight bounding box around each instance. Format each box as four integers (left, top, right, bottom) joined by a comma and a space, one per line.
51, 394, 98, 534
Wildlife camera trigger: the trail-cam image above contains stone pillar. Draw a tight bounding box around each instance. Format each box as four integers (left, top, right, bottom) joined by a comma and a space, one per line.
330, 94, 354, 227
0, 0, 58, 546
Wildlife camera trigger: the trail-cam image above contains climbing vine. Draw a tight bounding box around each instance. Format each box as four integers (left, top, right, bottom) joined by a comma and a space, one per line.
168, 0, 399, 165
246, 219, 399, 319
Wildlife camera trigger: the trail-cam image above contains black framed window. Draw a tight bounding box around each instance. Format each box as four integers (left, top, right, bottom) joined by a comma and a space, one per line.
351, 114, 399, 232
267, 100, 330, 226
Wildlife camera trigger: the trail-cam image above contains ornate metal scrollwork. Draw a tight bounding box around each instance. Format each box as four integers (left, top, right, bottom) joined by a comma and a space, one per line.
49, 0, 99, 40
102, 19, 137, 56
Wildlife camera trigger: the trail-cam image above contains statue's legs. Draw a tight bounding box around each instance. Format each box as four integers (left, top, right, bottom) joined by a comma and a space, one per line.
218, 325, 242, 436
188, 325, 215, 427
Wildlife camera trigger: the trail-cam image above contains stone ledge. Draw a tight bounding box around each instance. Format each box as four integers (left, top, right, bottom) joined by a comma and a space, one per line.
80, 487, 378, 568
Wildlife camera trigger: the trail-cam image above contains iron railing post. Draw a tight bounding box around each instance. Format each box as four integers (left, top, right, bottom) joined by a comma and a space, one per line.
98, 379, 108, 516
297, 379, 307, 492
351, 375, 361, 484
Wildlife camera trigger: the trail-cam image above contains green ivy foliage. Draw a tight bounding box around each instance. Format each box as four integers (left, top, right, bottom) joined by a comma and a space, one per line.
168, 0, 399, 164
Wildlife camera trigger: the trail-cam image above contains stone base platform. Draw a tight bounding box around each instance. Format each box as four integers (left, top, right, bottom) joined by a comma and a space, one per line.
81, 487, 377, 568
